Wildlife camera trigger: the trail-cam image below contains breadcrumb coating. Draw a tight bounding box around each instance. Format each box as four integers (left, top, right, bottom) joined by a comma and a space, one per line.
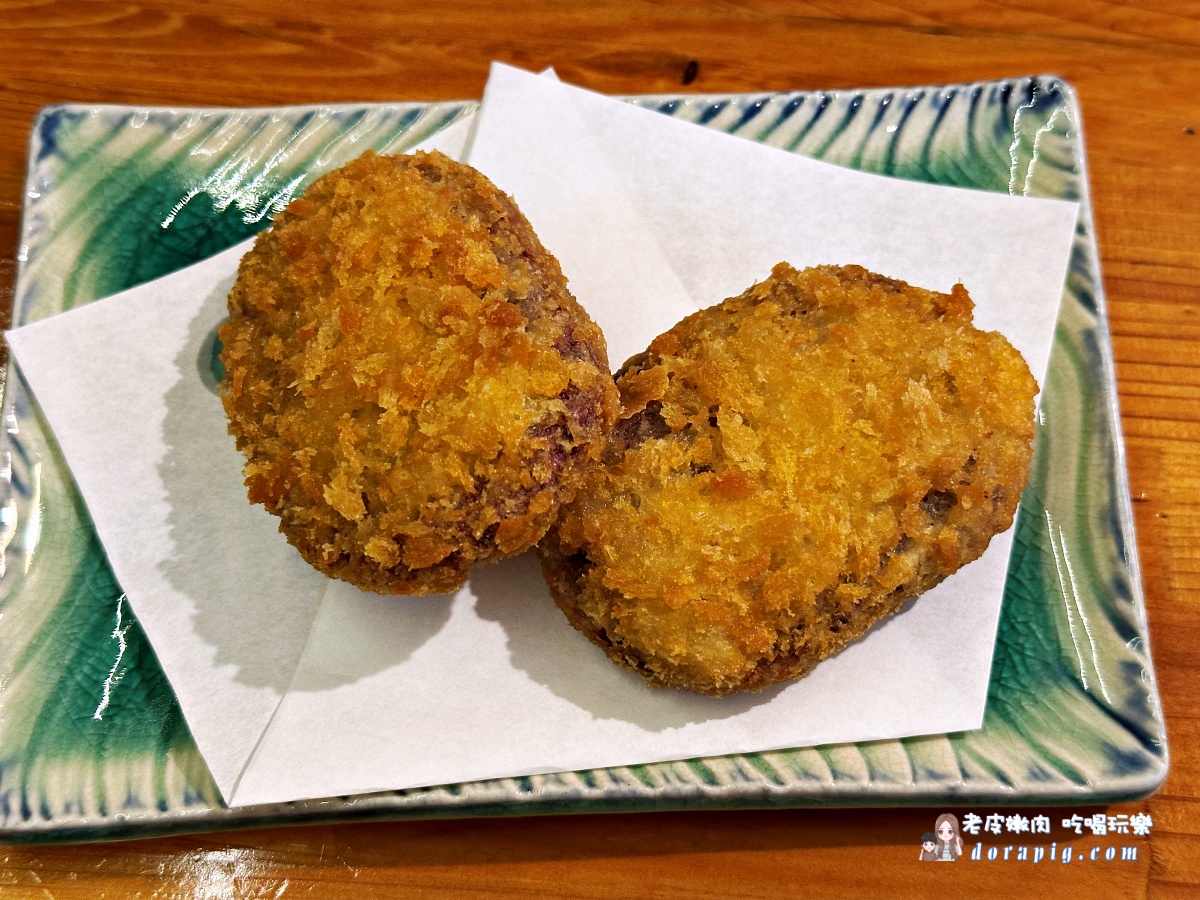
538, 263, 1038, 695
221, 150, 618, 594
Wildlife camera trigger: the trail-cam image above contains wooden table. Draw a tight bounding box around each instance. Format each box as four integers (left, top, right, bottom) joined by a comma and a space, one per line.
0, 1, 1196, 896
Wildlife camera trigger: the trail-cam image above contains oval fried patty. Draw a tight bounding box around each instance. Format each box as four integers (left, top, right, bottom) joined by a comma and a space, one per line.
221, 150, 618, 595
538, 263, 1038, 695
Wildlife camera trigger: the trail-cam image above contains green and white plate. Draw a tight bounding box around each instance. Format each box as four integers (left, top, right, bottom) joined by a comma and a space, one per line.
0, 77, 1167, 841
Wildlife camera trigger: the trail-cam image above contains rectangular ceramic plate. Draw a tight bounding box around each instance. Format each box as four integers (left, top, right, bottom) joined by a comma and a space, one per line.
0, 77, 1167, 841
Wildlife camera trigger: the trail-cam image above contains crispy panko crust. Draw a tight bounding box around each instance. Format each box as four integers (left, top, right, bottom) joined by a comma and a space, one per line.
538, 263, 1038, 695
221, 150, 618, 595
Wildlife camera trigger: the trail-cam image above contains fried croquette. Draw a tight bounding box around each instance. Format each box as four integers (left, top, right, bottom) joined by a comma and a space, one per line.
221, 150, 618, 595
538, 263, 1038, 695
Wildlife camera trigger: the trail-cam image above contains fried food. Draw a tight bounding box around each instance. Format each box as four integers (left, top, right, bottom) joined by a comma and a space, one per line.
221, 150, 618, 595
538, 263, 1038, 695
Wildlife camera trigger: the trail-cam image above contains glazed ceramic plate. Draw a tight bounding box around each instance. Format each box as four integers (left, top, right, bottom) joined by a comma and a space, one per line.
0, 77, 1166, 841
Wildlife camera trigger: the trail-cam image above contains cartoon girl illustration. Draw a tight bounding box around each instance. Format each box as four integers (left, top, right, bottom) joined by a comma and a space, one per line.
933, 813, 963, 861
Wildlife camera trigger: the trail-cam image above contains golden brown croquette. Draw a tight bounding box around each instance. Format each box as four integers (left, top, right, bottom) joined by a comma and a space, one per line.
221, 150, 618, 594
538, 263, 1038, 695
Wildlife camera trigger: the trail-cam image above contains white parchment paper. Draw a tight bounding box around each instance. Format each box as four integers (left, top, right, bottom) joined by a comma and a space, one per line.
7, 64, 1079, 807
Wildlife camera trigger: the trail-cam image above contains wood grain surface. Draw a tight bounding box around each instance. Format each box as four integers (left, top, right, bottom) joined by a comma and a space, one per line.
0, 1, 1197, 897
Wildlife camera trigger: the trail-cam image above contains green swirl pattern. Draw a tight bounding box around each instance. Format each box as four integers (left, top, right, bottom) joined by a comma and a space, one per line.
0, 79, 1165, 841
